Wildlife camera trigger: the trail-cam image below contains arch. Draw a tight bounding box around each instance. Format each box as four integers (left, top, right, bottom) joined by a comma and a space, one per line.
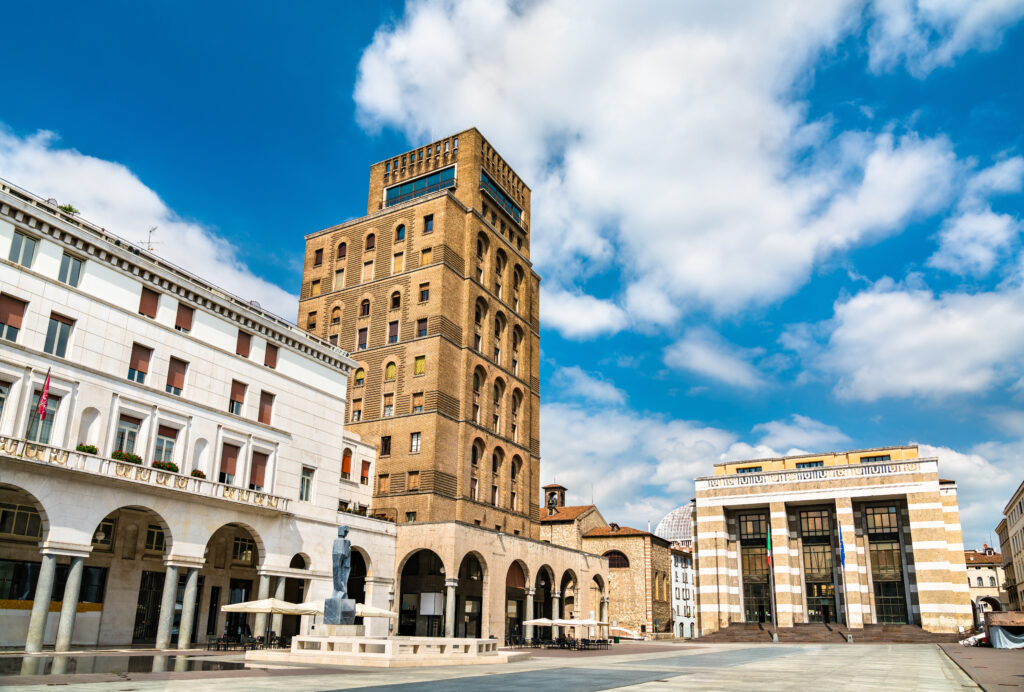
494, 311, 507, 337
471, 437, 485, 468
289, 553, 309, 570
513, 264, 524, 288
476, 232, 489, 260
990, 576, 997, 587
330, 306, 341, 325
559, 569, 579, 620
978, 595, 1003, 612
397, 548, 447, 637
390, 291, 401, 310
349, 549, 368, 625
512, 325, 524, 352
493, 377, 506, 401
473, 365, 487, 394
456, 552, 487, 638
976, 576, 983, 587
205, 522, 265, 637
395, 224, 406, 242
532, 564, 556, 640
494, 248, 507, 274
604, 550, 630, 568
0, 483, 50, 542
354, 368, 365, 387
342, 448, 353, 480
491, 446, 505, 474
474, 297, 489, 326
77, 406, 101, 447
337, 241, 347, 259
505, 560, 528, 642
365, 233, 376, 251
384, 362, 397, 381
360, 299, 370, 317
510, 454, 523, 481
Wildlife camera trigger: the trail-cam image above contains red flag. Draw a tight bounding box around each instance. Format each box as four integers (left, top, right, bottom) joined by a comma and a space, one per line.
38, 368, 51, 420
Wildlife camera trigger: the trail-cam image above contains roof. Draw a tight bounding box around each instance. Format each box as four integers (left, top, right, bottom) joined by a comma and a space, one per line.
965, 551, 1002, 565
655, 503, 693, 543
584, 526, 654, 538
540, 505, 596, 523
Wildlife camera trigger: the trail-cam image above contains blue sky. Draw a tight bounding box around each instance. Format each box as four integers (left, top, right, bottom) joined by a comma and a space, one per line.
2, 1, 1023, 549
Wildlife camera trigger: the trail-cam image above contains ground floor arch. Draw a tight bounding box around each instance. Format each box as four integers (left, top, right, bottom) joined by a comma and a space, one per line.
397, 549, 446, 637
505, 560, 528, 642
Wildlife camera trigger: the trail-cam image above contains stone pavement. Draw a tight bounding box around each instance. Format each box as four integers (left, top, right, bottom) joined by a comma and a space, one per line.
939, 644, 1024, 690
0, 642, 978, 691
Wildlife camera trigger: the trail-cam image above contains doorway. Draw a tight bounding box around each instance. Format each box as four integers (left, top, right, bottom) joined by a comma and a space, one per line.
133, 571, 165, 643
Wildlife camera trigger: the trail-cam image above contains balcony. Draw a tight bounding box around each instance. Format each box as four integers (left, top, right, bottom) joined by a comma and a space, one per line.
0, 435, 290, 514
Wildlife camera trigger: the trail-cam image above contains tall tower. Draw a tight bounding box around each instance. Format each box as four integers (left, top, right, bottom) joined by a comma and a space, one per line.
299, 128, 541, 538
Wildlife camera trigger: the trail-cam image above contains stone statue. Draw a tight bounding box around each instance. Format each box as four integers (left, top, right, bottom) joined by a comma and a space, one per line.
324, 526, 356, 625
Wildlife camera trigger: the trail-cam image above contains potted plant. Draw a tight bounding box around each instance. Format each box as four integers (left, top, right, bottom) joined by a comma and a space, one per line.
76, 444, 98, 454
191, 469, 207, 479
111, 450, 142, 464
152, 460, 179, 473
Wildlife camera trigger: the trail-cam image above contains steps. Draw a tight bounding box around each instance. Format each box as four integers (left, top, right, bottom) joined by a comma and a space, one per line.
701, 623, 961, 644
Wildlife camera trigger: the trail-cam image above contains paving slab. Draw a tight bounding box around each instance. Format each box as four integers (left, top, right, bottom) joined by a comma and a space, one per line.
940, 644, 1024, 691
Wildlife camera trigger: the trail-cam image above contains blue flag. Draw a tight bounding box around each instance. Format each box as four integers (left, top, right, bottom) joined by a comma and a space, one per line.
840, 533, 846, 568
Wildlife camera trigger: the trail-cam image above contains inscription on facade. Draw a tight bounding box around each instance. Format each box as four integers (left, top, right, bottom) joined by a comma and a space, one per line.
698, 461, 923, 489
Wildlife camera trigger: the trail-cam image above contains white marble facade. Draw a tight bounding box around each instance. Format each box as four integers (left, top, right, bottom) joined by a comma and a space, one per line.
0, 181, 394, 649
670, 550, 696, 638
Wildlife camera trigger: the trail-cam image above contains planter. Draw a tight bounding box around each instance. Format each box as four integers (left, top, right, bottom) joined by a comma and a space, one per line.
76, 444, 98, 454
152, 461, 179, 473
111, 450, 143, 464
191, 469, 207, 479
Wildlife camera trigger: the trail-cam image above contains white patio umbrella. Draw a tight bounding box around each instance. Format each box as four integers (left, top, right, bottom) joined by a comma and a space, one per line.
221, 598, 320, 615
297, 600, 399, 618
610, 625, 640, 639
523, 617, 554, 626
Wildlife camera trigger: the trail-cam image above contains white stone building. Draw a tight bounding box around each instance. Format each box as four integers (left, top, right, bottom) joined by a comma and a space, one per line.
670, 548, 696, 639
0, 180, 395, 651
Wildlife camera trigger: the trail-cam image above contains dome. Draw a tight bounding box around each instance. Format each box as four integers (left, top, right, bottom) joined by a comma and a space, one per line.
655, 502, 693, 545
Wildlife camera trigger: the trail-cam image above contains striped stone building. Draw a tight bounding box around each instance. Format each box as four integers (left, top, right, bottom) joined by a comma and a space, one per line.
695, 446, 972, 635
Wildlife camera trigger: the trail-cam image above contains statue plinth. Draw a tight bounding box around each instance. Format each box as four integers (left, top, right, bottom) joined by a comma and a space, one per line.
324, 596, 357, 625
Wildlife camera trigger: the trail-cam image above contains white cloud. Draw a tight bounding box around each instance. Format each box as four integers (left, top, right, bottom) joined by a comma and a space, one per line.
551, 366, 625, 405
0, 128, 297, 318
663, 329, 766, 390
868, 0, 1024, 76
794, 278, 1024, 401
352, 0, 1002, 336
753, 414, 852, 453
539, 286, 627, 339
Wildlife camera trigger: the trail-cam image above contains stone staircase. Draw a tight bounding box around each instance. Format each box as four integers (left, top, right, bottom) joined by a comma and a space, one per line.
700, 622, 961, 644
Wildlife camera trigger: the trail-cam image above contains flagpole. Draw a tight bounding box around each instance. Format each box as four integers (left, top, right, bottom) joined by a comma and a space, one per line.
839, 521, 852, 644
767, 528, 778, 643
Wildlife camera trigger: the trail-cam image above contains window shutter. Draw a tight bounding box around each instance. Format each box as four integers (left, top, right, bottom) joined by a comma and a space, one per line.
414, 356, 425, 375
258, 392, 274, 425
139, 288, 159, 318
342, 450, 352, 475
230, 380, 247, 402
361, 460, 371, 480
388, 321, 398, 340
358, 328, 367, 348
50, 312, 74, 326
0, 294, 26, 329
220, 443, 239, 476
167, 357, 187, 389
175, 303, 194, 331
236, 331, 251, 357
130, 344, 152, 373
119, 413, 143, 426
157, 425, 179, 439
250, 451, 268, 487
393, 253, 404, 273
264, 343, 278, 368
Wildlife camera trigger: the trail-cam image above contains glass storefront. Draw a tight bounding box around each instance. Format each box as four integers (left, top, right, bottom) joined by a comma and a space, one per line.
739, 513, 771, 623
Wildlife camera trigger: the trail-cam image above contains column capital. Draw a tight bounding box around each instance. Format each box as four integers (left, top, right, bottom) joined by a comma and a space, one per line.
444, 577, 459, 589
165, 555, 204, 570
551, 589, 561, 599
40, 542, 92, 559
526, 588, 535, 597
365, 576, 395, 586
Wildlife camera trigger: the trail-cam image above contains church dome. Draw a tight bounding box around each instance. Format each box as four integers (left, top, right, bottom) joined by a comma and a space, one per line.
655, 503, 693, 544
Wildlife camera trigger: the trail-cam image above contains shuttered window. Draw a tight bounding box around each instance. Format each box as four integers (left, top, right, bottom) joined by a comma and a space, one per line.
249, 451, 268, 490
258, 391, 274, 425
219, 443, 239, 484
412, 392, 424, 412
361, 461, 371, 485
264, 343, 278, 368
393, 252, 404, 274
128, 343, 152, 383
139, 288, 159, 318
313, 248, 323, 266
229, 380, 246, 415
388, 321, 399, 343
351, 398, 362, 422
0, 294, 26, 342
362, 261, 373, 282
341, 449, 353, 479
414, 355, 426, 375
357, 328, 367, 350
44, 313, 74, 358
236, 331, 251, 357
166, 357, 187, 395
175, 303, 194, 332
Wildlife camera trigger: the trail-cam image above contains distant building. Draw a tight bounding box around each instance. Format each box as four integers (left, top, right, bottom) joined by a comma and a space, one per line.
996, 480, 1024, 610
695, 445, 972, 634
657, 501, 697, 638
964, 545, 1006, 623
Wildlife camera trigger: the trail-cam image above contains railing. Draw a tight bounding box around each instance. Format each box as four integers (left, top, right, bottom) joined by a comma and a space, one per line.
0, 436, 290, 513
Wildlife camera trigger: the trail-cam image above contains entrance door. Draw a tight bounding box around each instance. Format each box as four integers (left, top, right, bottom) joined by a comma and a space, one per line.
742, 581, 770, 623
225, 579, 252, 636
806, 583, 836, 624
133, 571, 165, 643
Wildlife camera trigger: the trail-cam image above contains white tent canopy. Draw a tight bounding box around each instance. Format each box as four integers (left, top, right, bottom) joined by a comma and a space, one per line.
221, 598, 320, 616
523, 617, 554, 626
297, 600, 399, 618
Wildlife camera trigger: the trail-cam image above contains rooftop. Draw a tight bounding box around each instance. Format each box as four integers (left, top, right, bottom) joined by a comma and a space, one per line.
965, 550, 1002, 565
540, 505, 595, 523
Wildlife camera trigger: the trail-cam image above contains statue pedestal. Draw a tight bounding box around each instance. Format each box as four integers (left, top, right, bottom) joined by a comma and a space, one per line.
320, 624, 365, 637
324, 597, 356, 625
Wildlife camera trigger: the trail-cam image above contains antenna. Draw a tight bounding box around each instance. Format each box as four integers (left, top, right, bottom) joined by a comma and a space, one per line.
138, 226, 163, 252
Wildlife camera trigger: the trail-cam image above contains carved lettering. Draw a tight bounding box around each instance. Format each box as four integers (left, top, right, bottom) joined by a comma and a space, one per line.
701, 461, 926, 489
1, 437, 20, 454
24, 444, 45, 461
135, 468, 151, 482
253, 493, 266, 506
223, 487, 236, 499
115, 462, 132, 478
156, 472, 171, 486
174, 476, 188, 489
49, 449, 68, 466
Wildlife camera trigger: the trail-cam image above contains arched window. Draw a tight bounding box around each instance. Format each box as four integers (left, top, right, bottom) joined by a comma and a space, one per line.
396, 225, 405, 242
510, 456, 521, 480
977, 577, 984, 587
495, 250, 507, 274
391, 291, 401, 310
477, 237, 485, 259
605, 550, 630, 569
338, 242, 347, 258
365, 234, 376, 250
492, 448, 503, 474
473, 372, 481, 393
360, 299, 370, 316
990, 576, 997, 587
354, 368, 365, 387
493, 379, 505, 404
385, 362, 397, 381
331, 306, 341, 324
471, 439, 484, 467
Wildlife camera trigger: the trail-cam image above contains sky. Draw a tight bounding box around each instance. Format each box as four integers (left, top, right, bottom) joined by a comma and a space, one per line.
1, 0, 1023, 550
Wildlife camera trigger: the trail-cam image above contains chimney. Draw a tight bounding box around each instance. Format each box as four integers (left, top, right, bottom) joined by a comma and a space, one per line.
610, 523, 620, 532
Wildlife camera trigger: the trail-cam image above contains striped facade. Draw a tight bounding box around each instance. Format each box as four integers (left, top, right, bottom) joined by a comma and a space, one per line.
695, 446, 972, 634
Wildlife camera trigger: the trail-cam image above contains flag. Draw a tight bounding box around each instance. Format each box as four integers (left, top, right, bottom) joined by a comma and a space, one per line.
766, 528, 772, 569
38, 368, 51, 420
840, 531, 846, 568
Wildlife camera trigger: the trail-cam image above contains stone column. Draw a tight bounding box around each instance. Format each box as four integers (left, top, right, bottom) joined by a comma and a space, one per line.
253, 573, 271, 639
551, 590, 561, 639
444, 578, 458, 638
25, 553, 58, 652
54, 556, 85, 652
271, 576, 286, 637
600, 596, 610, 639
769, 502, 794, 629
835, 497, 863, 631
524, 588, 535, 640
154, 564, 179, 650
177, 568, 200, 648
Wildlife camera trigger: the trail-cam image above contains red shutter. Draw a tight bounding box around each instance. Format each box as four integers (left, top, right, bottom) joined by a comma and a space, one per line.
258, 392, 274, 425
236, 331, 251, 357
139, 288, 159, 318
130, 344, 152, 373
358, 328, 367, 348
250, 452, 268, 488
230, 380, 246, 403
119, 413, 143, 426
0, 294, 27, 329
264, 344, 278, 368
50, 312, 74, 325
388, 321, 398, 339
175, 303, 194, 331
342, 449, 352, 475
361, 460, 370, 480
166, 358, 187, 389
157, 425, 178, 439
220, 443, 239, 476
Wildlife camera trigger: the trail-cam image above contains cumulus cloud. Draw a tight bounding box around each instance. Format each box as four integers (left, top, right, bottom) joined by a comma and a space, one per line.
551, 366, 626, 405
663, 329, 766, 390
0, 128, 297, 318
753, 414, 852, 453
868, 0, 1024, 76
351, 0, 1011, 338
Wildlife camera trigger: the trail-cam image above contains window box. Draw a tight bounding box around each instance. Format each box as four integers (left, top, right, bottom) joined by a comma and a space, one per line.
191, 469, 207, 479
112, 450, 143, 464
152, 460, 179, 473
76, 444, 97, 454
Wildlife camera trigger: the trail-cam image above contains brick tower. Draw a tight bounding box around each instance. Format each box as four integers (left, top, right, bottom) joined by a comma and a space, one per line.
298, 128, 541, 538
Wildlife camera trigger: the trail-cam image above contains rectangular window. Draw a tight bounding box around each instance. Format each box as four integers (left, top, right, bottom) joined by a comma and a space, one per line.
419, 283, 430, 302
335, 269, 344, 289
154, 425, 178, 462
512, 358, 519, 375
408, 471, 420, 490
0, 381, 9, 421
739, 514, 768, 540
410, 432, 421, 453
0, 294, 26, 342
865, 505, 899, 535
165, 357, 187, 395
232, 536, 255, 564
474, 333, 482, 350
0, 504, 43, 540
799, 510, 830, 537
310, 279, 321, 297
9, 232, 37, 267
796, 461, 823, 469
139, 288, 159, 318
329, 334, 338, 345
736, 466, 762, 474
421, 247, 432, 265
362, 261, 373, 282
219, 443, 239, 484
258, 391, 274, 425
379, 474, 390, 493
115, 415, 141, 454
417, 318, 427, 337
25, 391, 60, 444
383, 393, 394, 417
491, 485, 498, 505
361, 460, 370, 485
351, 398, 362, 422
479, 171, 522, 223
414, 355, 426, 375
384, 166, 455, 206
405, 511, 417, 523
423, 215, 433, 233
412, 392, 424, 412
58, 253, 83, 287
145, 524, 165, 552
299, 467, 314, 502
248, 451, 267, 491
861, 454, 892, 463
44, 313, 73, 358
384, 320, 397, 344
128, 343, 151, 383
393, 252, 404, 273
357, 327, 368, 350
313, 248, 324, 266
175, 303, 193, 332
236, 331, 251, 357
229, 380, 246, 415
264, 343, 278, 369
473, 404, 480, 423
381, 435, 392, 456
92, 518, 116, 549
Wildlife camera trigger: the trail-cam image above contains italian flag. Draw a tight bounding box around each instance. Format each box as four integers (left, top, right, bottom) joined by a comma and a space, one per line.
766, 530, 772, 568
